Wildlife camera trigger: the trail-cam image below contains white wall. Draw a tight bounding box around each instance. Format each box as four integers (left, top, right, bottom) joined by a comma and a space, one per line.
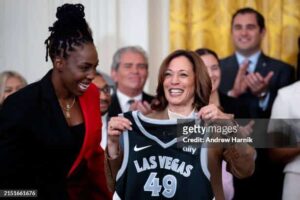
0, 0, 169, 94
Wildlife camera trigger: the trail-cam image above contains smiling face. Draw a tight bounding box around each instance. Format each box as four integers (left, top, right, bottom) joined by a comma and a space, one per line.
232, 13, 265, 56
112, 51, 148, 97
56, 42, 99, 97
200, 54, 221, 93
163, 56, 195, 111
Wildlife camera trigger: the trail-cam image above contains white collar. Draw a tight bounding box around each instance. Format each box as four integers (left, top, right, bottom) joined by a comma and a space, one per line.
236, 51, 261, 63
101, 113, 108, 121
235, 51, 261, 73
116, 89, 142, 112
100, 113, 108, 149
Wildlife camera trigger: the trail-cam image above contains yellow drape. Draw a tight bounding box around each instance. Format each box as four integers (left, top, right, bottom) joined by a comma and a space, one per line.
170, 0, 300, 67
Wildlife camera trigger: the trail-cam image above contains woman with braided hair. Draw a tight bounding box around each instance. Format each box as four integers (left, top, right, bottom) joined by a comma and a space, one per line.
0, 3, 111, 199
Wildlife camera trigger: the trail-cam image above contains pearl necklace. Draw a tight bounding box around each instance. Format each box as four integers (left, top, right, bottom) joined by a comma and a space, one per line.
60, 97, 76, 119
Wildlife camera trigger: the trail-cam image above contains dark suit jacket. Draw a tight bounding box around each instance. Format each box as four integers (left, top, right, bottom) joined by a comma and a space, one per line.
219, 91, 246, 118
220, 53, 292, 200
0, 70, 111, 200
220, 53, 294, 118
108, 92, 154, 118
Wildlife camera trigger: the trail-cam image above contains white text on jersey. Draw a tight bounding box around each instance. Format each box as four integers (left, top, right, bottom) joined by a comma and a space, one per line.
133, 155, 193, 177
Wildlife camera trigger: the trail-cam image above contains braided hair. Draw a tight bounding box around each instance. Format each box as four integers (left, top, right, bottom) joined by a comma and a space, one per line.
44, 3, 93, 62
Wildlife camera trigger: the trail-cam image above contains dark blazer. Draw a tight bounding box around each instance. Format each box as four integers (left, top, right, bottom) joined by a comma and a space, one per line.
0, 70, 111, 200
220, 53, 294, 118
219, 91, 246, 118
220, 53, 292, 200
108, 92, 154, 118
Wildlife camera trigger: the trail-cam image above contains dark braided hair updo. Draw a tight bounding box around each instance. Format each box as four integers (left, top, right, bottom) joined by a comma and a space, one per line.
44, 3, 94, 62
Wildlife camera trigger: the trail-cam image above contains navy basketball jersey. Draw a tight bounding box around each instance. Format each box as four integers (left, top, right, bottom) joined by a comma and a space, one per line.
113, 111, 214, 200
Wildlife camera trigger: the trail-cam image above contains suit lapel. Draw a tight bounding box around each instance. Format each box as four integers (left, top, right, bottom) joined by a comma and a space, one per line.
230, 55, 240, 75
224, 55, 240, 90
113, 93, 122, 113
255, 53, 269, 76
40, 70, 71, 144
108, 94, 122, 118
141, 92, 153, 103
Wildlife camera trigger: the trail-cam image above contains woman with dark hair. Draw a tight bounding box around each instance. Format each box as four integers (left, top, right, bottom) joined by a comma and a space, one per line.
196, 48, 239, 200
195, 48, 243, 118
106, 50, 255, 200
0, 3, 111, 200
196, 48, 256, 200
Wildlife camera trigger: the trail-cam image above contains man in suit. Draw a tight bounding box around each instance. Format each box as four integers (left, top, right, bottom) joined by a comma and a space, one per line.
108, 46, 154, 118
220, 7, 294, 118
92, 72, 113, 149
219, 7, 294, 200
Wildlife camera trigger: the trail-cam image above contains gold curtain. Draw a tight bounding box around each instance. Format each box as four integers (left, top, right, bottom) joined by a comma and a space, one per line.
170, 0, 300, 67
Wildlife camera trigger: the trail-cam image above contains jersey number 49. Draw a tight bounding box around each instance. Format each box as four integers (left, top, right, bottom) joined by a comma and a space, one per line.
144, 172, 177, 198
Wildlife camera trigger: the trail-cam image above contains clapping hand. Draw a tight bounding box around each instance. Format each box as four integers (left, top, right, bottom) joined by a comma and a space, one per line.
129, 100, 152, 115
245, 71, 273, 96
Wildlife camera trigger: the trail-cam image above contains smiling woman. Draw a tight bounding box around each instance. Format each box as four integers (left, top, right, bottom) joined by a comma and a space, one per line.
152, 50, 211, 113
0, 3, 111, 200
106, 50, 256, 200
105, 50, 217, 200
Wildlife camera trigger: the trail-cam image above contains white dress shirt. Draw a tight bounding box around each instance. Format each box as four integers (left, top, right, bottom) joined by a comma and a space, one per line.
100, 113, 108, 149
116, 89, 142, 112
236, 51, 261, 73
235, 51, 270, 110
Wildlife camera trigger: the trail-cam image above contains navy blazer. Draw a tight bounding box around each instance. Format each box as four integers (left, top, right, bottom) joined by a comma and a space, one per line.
220, 53, 294, 118
220, 53, 292, 200
108, 92, 154, 118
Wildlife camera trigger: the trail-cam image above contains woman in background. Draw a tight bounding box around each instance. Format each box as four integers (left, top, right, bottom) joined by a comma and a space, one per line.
195, 48, 242, 118
196, 48, 236, 200
196, 48, 255, 200
0, 70, 27, 105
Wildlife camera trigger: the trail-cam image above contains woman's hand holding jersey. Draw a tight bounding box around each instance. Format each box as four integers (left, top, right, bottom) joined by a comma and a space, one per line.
107, 116, 132, 159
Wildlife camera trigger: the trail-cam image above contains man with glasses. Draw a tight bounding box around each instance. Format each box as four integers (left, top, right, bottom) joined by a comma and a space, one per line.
92, 72, 113, 149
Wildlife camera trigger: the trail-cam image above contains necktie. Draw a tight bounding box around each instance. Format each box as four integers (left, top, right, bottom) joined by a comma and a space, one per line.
128, 99, 135, 105
126, 99, 135, 111
242, 58, 251, 74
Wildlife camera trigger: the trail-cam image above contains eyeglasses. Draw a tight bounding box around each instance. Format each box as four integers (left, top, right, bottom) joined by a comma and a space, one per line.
98, 85, 114, 96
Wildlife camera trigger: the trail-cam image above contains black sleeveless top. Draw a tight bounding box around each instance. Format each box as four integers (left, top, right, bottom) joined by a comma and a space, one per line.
65, 123, 85, 173
114, 111, 213, 200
